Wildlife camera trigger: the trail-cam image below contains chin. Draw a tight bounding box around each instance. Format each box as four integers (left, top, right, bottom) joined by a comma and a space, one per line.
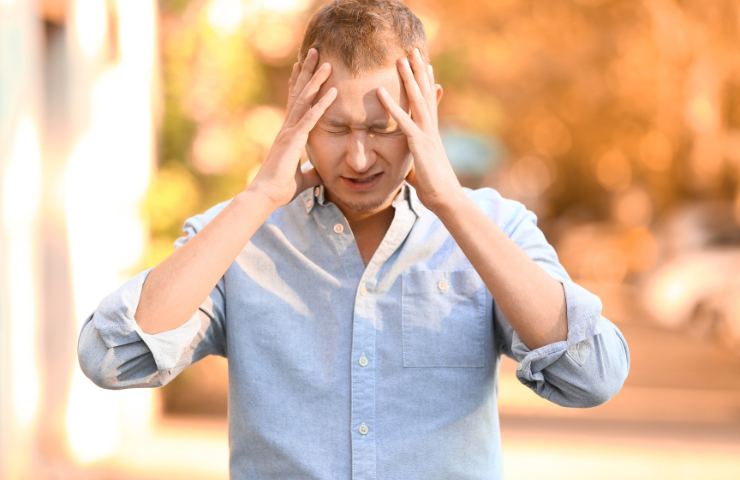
329, 180, 400, 215
339, 197, 388, 214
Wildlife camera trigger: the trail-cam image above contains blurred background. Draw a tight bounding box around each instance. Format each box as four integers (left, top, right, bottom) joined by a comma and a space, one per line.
2, 0, 740, 478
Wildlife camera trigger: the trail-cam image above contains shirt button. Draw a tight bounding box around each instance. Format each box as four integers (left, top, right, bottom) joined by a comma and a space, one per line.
358, 423, 369, 435
358, 354, 368, 367
359, 284, 368, 296
333, 223, 345, 234
437, 280, 449, 292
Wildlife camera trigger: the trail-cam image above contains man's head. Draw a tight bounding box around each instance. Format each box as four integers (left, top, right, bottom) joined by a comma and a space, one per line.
298, 0, 428, 75
298, 0, 440, 221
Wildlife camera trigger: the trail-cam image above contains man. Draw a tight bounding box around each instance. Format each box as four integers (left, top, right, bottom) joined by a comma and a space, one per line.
78, 0, 630, 478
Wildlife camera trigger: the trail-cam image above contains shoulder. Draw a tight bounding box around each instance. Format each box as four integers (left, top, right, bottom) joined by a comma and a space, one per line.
173, 193, 309, 248
173, 197, 234, 248
184, 198, 233, 230
460, 187, 535, 234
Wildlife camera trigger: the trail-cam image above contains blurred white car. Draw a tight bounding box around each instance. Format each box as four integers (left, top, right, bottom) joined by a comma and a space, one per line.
639, 202, 740, 351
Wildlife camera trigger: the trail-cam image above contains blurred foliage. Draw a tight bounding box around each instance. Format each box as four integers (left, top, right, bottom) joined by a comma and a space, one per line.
142, 0, 740, 300
148, 0, 740, 251
147, 0, 740, 414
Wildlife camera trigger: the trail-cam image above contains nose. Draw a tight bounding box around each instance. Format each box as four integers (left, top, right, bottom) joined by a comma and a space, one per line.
345, 130, 375, 173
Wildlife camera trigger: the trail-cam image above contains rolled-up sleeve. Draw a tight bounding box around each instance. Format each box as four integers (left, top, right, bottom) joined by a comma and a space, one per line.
77, 209, 228, 390
479, 188, 630, 407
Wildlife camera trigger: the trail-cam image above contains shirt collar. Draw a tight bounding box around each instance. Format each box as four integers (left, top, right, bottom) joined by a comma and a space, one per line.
300, 182, 422, 218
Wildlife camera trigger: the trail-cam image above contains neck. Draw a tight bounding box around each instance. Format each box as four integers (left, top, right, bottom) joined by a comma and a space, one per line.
345, 206, 395, 236
340, 204, 395, 267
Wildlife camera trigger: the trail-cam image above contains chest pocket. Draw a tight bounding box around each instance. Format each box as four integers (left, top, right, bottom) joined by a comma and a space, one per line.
401, 270, 487, 367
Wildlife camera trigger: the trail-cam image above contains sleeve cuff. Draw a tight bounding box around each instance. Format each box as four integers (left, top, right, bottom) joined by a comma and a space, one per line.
511, 278, 602, 383
92, 268, 203, 372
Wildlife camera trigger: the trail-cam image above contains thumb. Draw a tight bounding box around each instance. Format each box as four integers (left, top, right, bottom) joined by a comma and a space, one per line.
404, 161, 417, 187
299, 163, 322, 189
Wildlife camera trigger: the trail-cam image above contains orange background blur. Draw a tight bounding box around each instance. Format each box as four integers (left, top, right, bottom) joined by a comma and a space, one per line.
1, 0, 739, 478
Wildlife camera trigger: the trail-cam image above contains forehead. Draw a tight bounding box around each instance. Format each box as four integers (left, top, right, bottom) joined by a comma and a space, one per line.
317, 55, 408, 124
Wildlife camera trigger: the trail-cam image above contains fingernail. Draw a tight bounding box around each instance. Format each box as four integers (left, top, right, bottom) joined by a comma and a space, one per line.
414, 47, 421, 58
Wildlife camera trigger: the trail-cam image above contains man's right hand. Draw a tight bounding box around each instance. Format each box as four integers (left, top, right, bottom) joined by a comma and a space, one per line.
247, 48, 337, 209
133, 49, 335, 336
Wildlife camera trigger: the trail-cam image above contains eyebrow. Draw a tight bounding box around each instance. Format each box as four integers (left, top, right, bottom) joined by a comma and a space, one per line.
322, 117, 398, 129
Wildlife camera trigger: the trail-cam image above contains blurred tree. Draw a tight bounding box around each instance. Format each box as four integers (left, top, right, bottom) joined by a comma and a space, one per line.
149, 0, 740, 415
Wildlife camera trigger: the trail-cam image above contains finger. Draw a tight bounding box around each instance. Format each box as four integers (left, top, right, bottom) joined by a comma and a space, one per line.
296, 86, 337, 132
287, 62, 300, 110
411, 48, 432, 100
398, 56, 432, 127
376, 86, 422, 137
426, 64, 438, 125
288, 62, 299, 90
291, 48, 319, 99
287, 62, 332, 125
412, 50, 438, 126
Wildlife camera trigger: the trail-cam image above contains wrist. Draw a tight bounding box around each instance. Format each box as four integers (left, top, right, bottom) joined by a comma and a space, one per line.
424, 184, 468, 218
236, 186, 280, 217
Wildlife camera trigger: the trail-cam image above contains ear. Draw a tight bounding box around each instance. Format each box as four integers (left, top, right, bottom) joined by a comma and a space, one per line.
435, 83, 444, 105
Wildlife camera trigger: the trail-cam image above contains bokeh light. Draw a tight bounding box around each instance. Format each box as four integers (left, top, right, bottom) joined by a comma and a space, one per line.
3, 0, 740, 478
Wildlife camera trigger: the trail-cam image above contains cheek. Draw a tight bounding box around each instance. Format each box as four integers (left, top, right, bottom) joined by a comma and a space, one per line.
376, 136, 410, 160
307, 132, 345, 166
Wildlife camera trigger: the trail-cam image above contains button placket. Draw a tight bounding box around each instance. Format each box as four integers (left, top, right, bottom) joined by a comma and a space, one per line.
358, 353, 369, 367
350, 270, 377, 477
346, 197, 415, 479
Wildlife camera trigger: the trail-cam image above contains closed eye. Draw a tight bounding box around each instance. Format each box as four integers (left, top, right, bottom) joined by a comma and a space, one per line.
319, 124, 400, 136
322, 127, 349, 135
371, 126, 402, 136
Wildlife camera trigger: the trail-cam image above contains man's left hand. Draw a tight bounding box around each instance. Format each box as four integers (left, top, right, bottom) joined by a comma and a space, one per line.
376, 48, 462, 211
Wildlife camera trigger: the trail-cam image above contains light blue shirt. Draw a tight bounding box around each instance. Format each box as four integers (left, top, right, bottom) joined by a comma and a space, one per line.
78, 183, 630, 479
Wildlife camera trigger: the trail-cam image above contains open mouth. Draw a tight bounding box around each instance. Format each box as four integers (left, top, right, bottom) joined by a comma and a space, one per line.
342, 172, 383, 190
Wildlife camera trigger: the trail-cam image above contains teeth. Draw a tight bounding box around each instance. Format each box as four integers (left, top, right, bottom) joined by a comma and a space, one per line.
353, 174, 378, 183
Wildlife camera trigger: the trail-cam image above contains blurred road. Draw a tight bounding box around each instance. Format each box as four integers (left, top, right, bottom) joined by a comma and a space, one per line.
498, 281, 740, 480
501, 414, 740, 480
35, 283, 740, 479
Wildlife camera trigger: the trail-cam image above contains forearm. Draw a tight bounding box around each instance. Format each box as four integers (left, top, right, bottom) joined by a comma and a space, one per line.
135, 188, 275, 334
433, 192, 567, 350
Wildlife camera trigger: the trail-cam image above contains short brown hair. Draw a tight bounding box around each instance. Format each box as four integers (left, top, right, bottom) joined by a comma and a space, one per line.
298, 0, 427, 75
